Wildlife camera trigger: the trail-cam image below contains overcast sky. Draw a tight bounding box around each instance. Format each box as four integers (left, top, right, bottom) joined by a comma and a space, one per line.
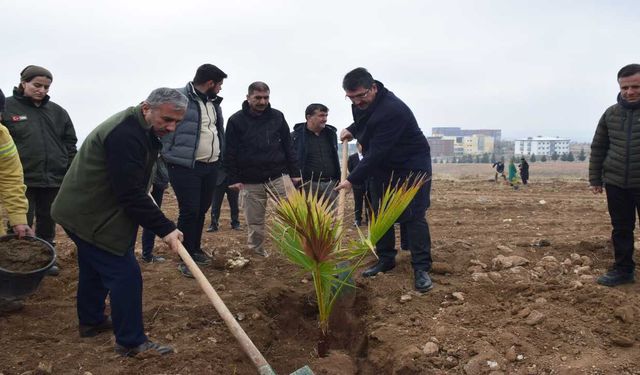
2, 0, 637, 143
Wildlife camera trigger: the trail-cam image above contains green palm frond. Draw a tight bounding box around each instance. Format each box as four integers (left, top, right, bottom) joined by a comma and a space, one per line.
269, 174, 428, 335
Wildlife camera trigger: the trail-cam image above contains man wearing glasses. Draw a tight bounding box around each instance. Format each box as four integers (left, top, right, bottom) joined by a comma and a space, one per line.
335, 67, 434, 292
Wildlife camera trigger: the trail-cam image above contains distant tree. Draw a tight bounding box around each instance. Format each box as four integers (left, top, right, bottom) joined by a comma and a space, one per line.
490, 153, 496, 163
578, 148, 586, 161
541, 155, 547, 162
560, 153, 568, 161
551, 151, 559, 161
567, 151, 575, 162
433, 158, 438, 164
474, 155, 480, 163
530, 153, 537, 162
481, 153, 490, 163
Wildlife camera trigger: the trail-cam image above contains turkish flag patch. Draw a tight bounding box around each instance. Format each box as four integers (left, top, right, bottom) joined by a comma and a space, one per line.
11, 115, 28, 122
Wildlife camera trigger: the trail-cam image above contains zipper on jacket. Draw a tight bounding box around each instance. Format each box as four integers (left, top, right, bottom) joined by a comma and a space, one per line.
624, 110, 633, 186
204, 103, 216, 162
38, 110, 50, 185
191, 99, 201, 167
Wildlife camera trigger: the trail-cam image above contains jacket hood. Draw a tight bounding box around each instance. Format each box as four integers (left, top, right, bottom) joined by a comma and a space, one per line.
241, 100, 272, 117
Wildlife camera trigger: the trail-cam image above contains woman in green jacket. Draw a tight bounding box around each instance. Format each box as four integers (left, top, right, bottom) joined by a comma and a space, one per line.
3, 66, 77, 276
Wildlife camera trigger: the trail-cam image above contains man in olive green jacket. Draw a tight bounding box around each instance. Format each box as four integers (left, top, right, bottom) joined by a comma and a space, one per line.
51, 88, 185, 357
589, 63, 640, 287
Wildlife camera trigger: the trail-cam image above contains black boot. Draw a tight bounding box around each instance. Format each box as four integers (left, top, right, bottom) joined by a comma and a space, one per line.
362, 260, 395, 277
115, 340, 174, 357
597, 269, 635, 287
79, 316, 113, 337
414, 270, 433, 292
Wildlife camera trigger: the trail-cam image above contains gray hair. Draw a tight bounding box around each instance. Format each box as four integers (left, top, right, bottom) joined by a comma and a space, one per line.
145, 87, 188, 111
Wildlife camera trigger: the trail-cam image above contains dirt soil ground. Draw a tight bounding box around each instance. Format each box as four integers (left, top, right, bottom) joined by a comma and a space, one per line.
1, 162, 639, 374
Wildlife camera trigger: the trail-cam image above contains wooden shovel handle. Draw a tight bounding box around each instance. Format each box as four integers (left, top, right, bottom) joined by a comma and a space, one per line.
337, 140, 349, 222
177, 244, 275, 375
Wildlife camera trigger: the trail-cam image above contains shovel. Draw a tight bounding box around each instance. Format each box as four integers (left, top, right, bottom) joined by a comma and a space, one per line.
177, 243, 314, 375
333, 140, 355, 293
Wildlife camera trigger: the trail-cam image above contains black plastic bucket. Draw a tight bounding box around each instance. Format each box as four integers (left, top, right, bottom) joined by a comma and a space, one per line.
0, 235, 56, 299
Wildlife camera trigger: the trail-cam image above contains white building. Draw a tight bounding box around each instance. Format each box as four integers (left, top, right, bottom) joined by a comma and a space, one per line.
514, 136, 570, 156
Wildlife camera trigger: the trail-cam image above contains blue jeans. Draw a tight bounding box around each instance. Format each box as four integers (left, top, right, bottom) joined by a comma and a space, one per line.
168, 161, 218, 255
141, 183, 167, 258
67, 230, 147, 348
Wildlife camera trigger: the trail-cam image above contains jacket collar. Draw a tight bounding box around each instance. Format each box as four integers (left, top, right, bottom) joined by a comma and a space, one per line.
293, 122, 337, 134
618, 93, 640, 110
351, 80, 387, 123
134, 104, 151, 130
12, 86, 50, 107
186, 82, 223, 105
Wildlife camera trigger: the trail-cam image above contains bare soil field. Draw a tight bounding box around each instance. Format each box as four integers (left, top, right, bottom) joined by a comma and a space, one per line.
2, 162, 639, 375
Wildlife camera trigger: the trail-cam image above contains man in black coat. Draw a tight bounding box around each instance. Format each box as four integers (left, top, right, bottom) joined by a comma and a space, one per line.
224, 82, 300, 257
335, 67, 433, 292
518, 158, 529, 185
291, 103, 340, 206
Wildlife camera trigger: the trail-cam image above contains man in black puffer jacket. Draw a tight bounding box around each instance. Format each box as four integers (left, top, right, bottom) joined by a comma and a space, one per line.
224, 82, 300, 257
162, 64, 227, 278
590, 63, 640, 287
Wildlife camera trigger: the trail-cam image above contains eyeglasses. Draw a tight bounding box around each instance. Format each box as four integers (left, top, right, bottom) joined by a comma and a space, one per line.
345, 88, 370, 101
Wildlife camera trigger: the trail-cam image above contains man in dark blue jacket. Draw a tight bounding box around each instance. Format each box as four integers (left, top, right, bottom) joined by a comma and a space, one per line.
162, 64, 227, 278
335, 67, 433, 292
291, 103, 340, 205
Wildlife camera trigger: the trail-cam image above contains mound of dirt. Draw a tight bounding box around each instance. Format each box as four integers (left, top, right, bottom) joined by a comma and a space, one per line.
0, 238, 52, 272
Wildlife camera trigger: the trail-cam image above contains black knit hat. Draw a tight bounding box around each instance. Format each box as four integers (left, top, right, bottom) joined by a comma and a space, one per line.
20, 65, 53, 82
0, 88, 5, 112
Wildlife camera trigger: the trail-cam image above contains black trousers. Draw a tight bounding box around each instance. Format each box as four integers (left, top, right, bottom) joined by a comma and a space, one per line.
168, 162, 218, 255
26, 187, 59, 244
369, 179, 432, 271
605, 184, 639, 274
141, 183, 167, 258
210, 184, 239, 226
68, 230, 146, 348
353, 186, 368, 223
